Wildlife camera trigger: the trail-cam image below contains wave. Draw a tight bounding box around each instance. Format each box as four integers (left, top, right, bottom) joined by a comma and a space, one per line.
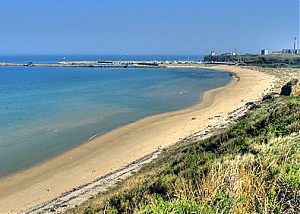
88, 132, 105, 141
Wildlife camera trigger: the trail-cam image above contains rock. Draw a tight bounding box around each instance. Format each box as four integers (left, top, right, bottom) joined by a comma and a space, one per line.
280, 79, 300, 96
246, 101, 260, 110
262, 94, 274, 101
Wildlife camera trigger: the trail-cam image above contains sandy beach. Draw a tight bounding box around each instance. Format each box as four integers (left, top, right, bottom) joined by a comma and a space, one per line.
0, 65, 276, 213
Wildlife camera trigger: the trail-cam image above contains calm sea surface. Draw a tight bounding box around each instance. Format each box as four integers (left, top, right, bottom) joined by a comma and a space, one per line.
0, 55, 230, 177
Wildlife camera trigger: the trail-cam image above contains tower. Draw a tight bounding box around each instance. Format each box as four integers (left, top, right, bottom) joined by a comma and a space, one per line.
294, 37, 298, 51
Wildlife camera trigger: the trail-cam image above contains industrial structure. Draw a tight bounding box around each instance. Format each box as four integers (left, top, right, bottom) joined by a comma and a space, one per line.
282, 37, 299, 54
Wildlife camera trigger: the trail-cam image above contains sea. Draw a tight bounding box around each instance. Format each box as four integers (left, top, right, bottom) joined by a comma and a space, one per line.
0, 55, 231, 178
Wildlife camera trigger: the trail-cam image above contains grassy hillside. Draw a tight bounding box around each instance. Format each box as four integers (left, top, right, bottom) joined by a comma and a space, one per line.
68, 96, 300, 214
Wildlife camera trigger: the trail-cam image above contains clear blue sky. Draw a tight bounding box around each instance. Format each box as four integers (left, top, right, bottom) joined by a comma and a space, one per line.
0, 0, 299, 55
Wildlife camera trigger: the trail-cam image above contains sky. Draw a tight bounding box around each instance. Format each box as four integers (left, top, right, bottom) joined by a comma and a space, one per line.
0, 0, 299, 55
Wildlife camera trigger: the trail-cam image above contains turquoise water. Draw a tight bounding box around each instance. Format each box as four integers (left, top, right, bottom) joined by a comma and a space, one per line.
0, 61, 230, 177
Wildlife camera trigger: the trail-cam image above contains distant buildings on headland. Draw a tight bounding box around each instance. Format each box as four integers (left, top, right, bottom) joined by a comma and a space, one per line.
205, 37, 300, 67
261, 37, 300, 55
210, 37, 300, 59
211, 51, 236, 57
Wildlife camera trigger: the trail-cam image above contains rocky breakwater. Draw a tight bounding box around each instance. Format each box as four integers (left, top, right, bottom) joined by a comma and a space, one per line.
0, 61, 160, 68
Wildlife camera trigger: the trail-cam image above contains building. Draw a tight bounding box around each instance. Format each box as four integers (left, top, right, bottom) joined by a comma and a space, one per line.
211, 51, 216, 56
281, 37, 300, 55
261, 49, 269, 55
282, 49, 298, 54
222, 52, 236, 56
272, 51, 282, 55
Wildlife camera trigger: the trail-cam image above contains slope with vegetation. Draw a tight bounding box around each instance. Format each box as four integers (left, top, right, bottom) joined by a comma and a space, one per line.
67, 95, 300, 214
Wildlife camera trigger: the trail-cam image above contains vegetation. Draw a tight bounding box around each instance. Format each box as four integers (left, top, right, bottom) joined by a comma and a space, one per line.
204, 54, 300, 68
68, 96, 300, 214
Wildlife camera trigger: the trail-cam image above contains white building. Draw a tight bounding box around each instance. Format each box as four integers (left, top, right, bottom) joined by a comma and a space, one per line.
261, 49, 269, 55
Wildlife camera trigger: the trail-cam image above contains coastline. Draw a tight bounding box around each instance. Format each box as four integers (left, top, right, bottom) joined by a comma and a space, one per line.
0, 65, 275, 213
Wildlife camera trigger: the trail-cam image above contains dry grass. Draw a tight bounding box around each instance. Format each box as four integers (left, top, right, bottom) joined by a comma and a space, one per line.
189, 136, 300, 213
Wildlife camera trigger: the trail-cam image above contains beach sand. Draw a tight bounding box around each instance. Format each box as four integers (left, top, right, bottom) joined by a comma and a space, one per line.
0, 66, 275, 213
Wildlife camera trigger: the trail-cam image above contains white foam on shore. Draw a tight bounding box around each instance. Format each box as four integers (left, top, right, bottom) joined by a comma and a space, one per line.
88, 132, 105, 141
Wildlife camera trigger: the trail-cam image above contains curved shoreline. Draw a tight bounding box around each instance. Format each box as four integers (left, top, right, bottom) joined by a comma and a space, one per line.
0, 66, 275, 213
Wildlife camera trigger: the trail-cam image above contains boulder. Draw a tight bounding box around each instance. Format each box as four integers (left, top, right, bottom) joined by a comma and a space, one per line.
280, 79, 300, 96
262, 94, 274, 101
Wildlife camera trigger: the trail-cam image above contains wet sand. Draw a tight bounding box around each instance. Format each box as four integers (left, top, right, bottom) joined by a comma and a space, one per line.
0, 66, 275, 213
